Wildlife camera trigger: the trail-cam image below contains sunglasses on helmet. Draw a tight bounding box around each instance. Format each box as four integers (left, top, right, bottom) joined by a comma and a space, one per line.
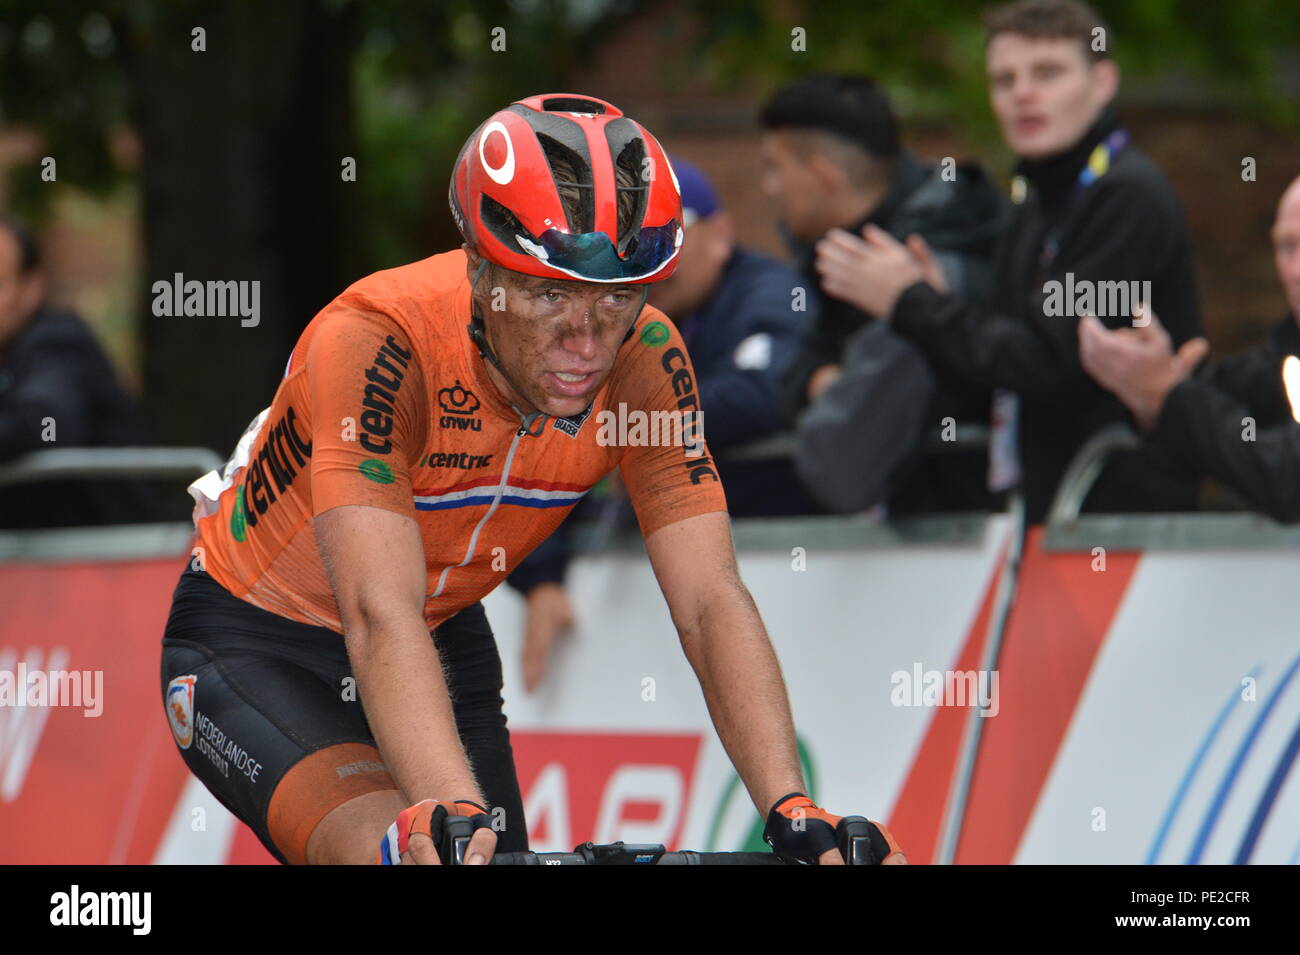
515, 220, 683, 283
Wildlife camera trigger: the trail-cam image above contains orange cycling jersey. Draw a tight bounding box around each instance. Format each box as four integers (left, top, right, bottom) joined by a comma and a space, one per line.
188, 249, 728, 634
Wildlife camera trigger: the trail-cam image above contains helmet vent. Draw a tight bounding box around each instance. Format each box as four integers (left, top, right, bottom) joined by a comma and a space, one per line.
537, 133, 595, 234
612, 134, 650, 253
541, 96, 607, 114
480, 194, 531, 251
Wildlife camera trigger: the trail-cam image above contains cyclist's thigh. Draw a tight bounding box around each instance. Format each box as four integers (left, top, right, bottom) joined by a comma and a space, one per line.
434, 600, 529, 852
161, 564, 399, 864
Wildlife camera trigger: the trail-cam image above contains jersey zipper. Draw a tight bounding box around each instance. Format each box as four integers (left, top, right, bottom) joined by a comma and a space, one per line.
426, 412, 546, 599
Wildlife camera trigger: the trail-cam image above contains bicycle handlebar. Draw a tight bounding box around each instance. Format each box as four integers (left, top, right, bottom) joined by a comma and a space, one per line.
487, 847, 791, 865
440, 815, 884, 865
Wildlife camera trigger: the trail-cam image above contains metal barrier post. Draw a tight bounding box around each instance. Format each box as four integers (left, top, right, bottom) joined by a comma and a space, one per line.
933, 490, 1025, 865
1045, 424, 1140, 523
0, 446, 223, 487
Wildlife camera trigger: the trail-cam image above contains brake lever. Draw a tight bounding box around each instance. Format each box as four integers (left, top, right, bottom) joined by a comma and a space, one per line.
836, 815, 876, 865
441, 815, 475, 866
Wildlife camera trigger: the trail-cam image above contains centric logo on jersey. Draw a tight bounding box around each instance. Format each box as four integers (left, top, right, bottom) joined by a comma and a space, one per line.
166, 675, 197, 750
228, 404, 313, 543
359, 335, 413, 455
418, 450, 494, 469
439, 380, 482, 431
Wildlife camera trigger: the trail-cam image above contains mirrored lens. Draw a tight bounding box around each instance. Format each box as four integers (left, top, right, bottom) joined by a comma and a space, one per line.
525, 221, 681, 281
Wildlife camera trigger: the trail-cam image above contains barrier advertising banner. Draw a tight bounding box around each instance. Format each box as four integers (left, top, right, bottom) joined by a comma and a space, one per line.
2, 517, 1295, 864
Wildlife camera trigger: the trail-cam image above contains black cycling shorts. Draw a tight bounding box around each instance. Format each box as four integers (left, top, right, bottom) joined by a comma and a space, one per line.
159, 559, 529, 864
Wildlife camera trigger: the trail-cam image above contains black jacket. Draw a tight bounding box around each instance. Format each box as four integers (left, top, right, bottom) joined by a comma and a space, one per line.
781, 149, 1004, 418
1150, 315, 1300, 523
0, 305, 158, 529
891, 107, 1204, 522
781, 150, 1005, 515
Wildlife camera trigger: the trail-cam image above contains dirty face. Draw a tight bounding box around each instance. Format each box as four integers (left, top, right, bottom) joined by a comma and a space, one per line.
468, 251, 644, 419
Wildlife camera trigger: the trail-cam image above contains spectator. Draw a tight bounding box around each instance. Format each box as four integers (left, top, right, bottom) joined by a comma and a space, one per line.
505, 157, 820, 690
1078, 173, 1300, 523
813, 0, 1206, 523
0, 218, 156, 529
759, 72, 1004, 515
647, 156, 818, 516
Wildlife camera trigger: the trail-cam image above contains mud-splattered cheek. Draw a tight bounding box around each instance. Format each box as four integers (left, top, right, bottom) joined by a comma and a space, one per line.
489, 307, 543, 371
517, 321, 563, 381
498, 312, 573, 407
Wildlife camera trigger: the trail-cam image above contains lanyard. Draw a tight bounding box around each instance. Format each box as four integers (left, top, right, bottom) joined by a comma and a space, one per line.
989, 129, 1130, 497
1014, 128, 1130, 271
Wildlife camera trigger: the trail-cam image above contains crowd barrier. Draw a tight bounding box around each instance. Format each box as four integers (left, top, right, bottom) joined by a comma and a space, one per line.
3, 504, 1298, 864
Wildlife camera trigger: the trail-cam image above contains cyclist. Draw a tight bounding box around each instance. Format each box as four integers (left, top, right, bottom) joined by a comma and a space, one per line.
160, 93, 906, 866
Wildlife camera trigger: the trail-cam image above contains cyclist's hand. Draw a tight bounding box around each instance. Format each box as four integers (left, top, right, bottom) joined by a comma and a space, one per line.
522, 582, 574, 693
763, 792, 907, 865
378, 798, 497, 865
423, 812, 497, 866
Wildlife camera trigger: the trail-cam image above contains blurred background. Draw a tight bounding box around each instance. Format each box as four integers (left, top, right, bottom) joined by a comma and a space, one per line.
5, 0, 1300, 868
2, 0, 1299, 519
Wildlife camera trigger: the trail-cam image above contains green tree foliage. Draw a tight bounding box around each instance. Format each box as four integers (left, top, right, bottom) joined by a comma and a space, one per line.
688, 0, 1300, 149
2, 0, 1296, 262
0, 1, 130, 220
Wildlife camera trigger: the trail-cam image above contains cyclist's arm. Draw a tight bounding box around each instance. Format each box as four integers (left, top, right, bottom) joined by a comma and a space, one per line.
306, 304, 485, 810
619, 320, 805, 817
317, 505, 484, 806
644, 511, 805, 817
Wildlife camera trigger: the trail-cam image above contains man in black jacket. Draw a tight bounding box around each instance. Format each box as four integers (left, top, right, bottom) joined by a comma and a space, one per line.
759, 73, 1004, 515
0, 219, 156, 528
813, 0, 1205, 523
1078, 174, 1300, 523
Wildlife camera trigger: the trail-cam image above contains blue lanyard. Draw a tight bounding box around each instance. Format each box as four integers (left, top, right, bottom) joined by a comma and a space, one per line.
1035, 128, 1130, 269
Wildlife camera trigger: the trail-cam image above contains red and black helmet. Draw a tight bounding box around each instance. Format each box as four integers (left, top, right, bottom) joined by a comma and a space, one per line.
449, 93, 683, 284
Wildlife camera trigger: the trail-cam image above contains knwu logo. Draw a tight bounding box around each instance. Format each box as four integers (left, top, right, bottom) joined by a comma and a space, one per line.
439, 380, 481, 431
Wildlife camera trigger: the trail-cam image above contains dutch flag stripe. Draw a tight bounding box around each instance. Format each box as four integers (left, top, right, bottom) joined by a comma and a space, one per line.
413, 478, 590, 511
379, 820, 402, 865
412, 475, 591, 496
